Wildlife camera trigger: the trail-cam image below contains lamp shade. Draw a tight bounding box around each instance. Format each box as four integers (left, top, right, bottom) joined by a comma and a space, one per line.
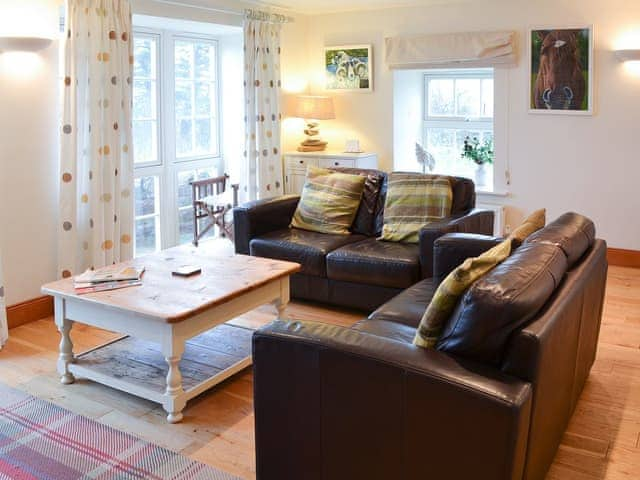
291, 95, 335, 120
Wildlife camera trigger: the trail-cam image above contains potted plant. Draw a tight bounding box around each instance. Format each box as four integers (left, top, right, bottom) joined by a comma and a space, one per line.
461, 136, 493, 188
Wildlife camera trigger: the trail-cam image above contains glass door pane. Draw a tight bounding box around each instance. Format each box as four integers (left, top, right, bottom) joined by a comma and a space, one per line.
134, 176, 161, 256
133, 35, 160, 165
174, 38, 218, 160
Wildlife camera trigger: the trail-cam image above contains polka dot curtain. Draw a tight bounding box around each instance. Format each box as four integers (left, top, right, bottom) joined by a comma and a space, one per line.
242, 19, 283, 201
0, 250, 7, 348
59, 0, 134, 278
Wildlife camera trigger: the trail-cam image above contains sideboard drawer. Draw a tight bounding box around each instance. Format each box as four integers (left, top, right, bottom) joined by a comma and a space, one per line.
286, 156, 318, 172
319, 158, 356, 169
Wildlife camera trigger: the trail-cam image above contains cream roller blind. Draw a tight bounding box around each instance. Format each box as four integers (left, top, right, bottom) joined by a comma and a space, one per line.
385, 31, 517, 69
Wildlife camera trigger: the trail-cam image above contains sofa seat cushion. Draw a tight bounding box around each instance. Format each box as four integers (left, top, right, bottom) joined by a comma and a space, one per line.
250, 228, 366, 277
368, 279, 436, 328
351, 318, 417, 344
326, 238, 421, 289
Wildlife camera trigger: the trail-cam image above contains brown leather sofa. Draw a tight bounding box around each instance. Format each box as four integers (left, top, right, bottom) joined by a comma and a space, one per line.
252, 212, 607, 480
233, 169, 494, 310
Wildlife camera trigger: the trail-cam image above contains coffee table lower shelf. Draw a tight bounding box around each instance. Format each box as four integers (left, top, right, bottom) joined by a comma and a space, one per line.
68, 323, 254, 411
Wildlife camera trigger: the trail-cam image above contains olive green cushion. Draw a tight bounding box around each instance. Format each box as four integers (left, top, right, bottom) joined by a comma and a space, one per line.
413, 238, 512, 348
508, 208, 546, 247
379, 173, 453, 243
291, 165, 366, 235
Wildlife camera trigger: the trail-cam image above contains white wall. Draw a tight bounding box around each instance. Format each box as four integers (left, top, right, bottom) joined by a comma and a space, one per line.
219, 34, 244, 182
281, 0, 640, 249
0, 0, 60, 305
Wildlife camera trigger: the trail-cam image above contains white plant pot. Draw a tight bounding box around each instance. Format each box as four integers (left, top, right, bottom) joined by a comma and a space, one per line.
475, 163, 488, 188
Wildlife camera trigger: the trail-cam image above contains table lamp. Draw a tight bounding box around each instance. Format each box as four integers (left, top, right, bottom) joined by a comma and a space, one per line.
291, 95, 335, 152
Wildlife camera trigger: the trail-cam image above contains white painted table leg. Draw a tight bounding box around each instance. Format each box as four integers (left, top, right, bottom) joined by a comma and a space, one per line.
54, 297, 75, 385
274, 278, 290, 320
162, 332, 186, 423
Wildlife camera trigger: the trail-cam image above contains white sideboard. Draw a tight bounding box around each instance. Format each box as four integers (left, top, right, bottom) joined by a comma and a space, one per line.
283, 151, 379, 195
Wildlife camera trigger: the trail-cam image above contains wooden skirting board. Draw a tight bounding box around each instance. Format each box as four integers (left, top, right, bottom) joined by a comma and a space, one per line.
607, 248, 640, 269
7, 296, 53, 329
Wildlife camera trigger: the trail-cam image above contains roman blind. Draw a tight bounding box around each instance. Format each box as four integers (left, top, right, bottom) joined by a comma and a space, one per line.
385, 31, 517, 69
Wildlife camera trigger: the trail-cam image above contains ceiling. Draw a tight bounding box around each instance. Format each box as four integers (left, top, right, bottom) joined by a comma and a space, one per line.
259, 0, 476, 15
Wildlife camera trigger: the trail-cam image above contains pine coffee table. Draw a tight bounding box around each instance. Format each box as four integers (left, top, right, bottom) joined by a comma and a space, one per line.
41, 244, 300, 423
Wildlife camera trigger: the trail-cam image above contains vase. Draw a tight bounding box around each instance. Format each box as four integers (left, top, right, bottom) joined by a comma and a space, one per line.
475, 163, 488, 189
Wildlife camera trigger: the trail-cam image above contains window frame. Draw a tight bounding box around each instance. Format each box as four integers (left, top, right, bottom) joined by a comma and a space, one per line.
423, 69, 494, 122
132, 27, 222, 256
421, 68, 507, 194
132, 30, 163, 169
173, 34, 221, 163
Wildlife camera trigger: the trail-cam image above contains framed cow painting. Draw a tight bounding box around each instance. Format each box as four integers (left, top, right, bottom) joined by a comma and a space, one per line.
528, 26, 593, 115
324, 45, 373, 92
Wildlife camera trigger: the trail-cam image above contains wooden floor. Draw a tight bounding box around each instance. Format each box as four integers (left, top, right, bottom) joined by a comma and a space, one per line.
1, 266, 639, 479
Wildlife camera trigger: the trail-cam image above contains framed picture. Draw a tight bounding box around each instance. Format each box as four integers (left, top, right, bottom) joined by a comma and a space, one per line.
324, 45, 372, 92
528, 26, 593, 115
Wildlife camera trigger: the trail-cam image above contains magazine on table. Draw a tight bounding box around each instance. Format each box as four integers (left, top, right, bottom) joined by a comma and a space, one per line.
73, 265, 145, 294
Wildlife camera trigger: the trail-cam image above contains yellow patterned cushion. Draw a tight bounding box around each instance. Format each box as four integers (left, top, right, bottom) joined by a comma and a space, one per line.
379, 173, 453, 243
291, 165, 366, 235
413, 238, 512, 348
508, 208, 546, 246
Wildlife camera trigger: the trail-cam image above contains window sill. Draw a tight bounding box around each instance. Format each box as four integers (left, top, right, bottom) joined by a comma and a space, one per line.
476, 189, 510, 198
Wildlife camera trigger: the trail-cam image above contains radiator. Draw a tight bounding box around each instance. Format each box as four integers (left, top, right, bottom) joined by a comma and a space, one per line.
476, 203, 506, 236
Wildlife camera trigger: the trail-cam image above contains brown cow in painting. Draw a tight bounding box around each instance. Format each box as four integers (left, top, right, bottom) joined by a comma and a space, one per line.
534, 30, 585, 110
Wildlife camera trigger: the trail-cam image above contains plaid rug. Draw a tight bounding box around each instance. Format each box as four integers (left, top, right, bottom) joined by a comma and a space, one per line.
0, 384, 239, 480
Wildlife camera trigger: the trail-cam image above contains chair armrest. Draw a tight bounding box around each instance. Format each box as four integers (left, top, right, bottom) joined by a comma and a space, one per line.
433, 233, 504, 285
419, 208, 495, 277
232, 195, 300, 254
253, 319, 531, 480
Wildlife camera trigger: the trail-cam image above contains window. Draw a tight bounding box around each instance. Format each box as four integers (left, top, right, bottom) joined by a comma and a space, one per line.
174, 39, 218, 159
133, 34, 160, 166
134, 176, 161, 255
423, 69, 494, 191
133, 29, 221, 256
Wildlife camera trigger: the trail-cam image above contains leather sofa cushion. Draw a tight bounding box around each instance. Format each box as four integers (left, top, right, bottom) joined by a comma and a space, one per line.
326, 238, 421, 289
368, 279, 436, 328
524, 212, 595, 267
450, 177, 476, 215
437, 243, 568, 365
250, 228, 366, 277
332, 168, 387, 237
351, 318, 417, 344
415, 239, 512, 349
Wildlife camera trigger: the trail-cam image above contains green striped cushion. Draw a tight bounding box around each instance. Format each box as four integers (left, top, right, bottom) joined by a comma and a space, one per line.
379, 173, 453, 243
291, 165, 366, 235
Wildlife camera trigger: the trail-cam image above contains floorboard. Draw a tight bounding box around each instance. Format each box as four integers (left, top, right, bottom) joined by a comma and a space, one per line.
1, 265, 639, 479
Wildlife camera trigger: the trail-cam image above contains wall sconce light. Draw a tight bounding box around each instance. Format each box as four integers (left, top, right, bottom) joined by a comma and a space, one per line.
0, 36, 52, 53
615, 49, 640, 62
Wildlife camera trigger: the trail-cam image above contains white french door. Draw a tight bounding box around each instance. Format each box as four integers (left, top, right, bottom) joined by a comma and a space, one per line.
132, 28, 222, 256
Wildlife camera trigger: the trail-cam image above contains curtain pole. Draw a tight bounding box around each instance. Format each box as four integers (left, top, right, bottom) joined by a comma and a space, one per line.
143, 0, 294, 23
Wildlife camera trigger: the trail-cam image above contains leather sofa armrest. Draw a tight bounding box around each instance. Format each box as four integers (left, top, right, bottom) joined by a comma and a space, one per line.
433, 233, 504, 285
253, 319, 531, 480
232, 195, 300, 254
418, 208, 495, 278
